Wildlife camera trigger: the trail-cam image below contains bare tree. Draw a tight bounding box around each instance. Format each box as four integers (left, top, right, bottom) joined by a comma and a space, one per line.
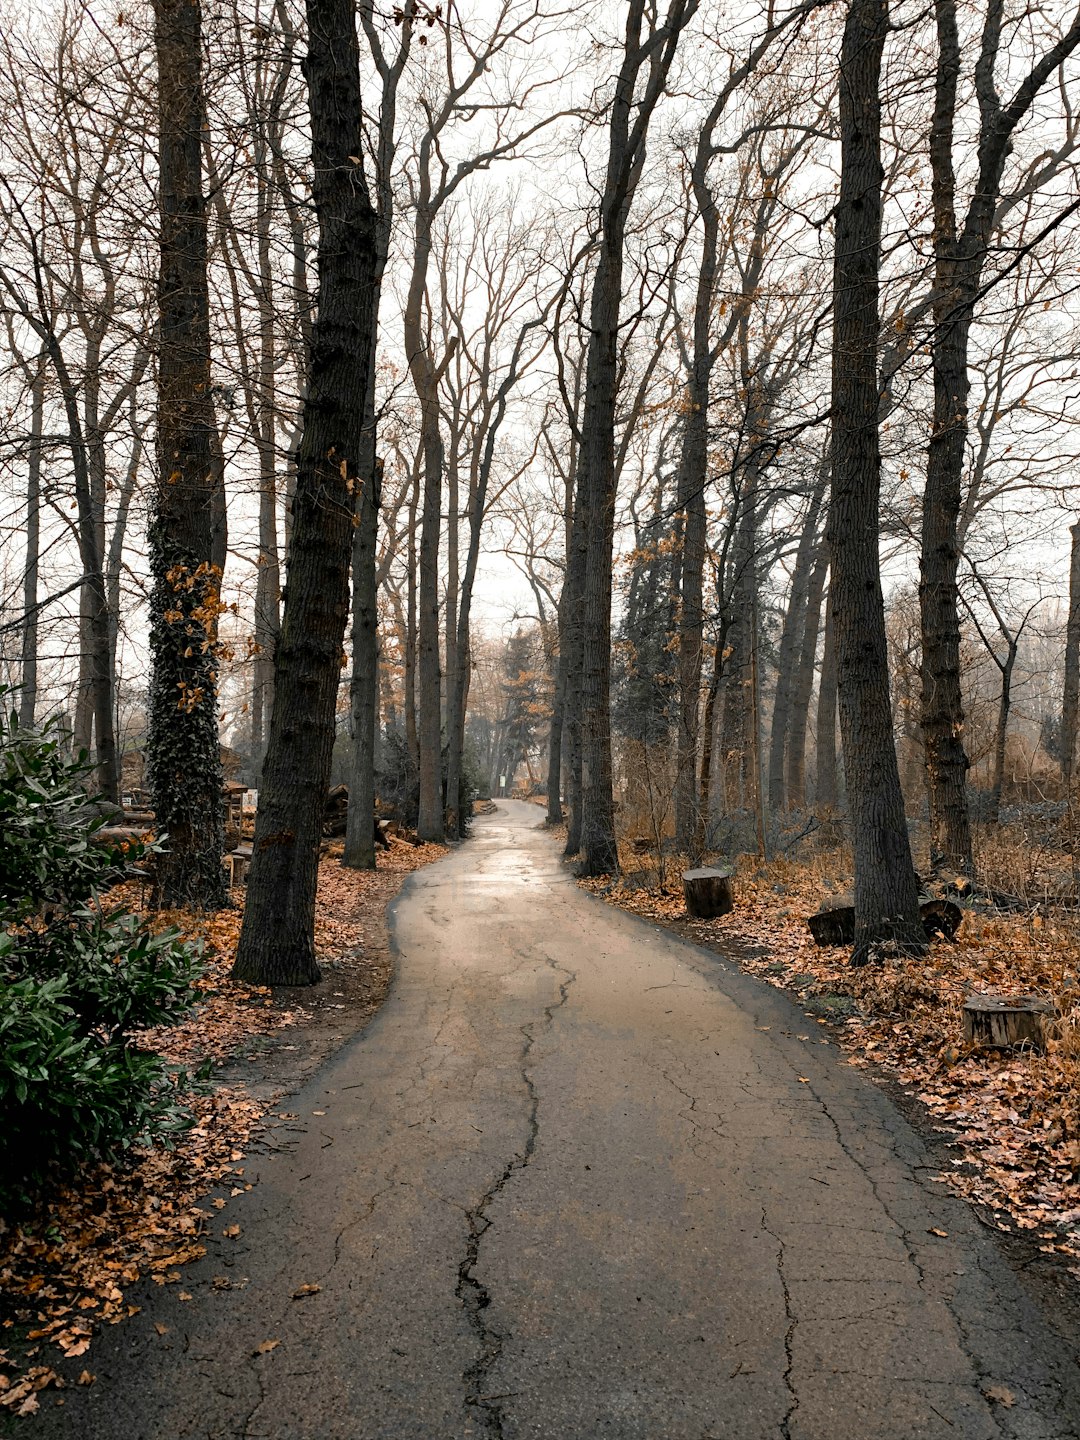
234, 0, 378, 985
827, 0, 924, 961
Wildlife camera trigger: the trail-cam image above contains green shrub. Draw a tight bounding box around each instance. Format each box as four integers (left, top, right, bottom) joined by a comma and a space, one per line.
0, 699, 204, 1204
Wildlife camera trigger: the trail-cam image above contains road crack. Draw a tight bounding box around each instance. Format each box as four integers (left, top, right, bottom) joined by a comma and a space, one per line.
760, 1205, 799, 1439
457, 957, 576, 1437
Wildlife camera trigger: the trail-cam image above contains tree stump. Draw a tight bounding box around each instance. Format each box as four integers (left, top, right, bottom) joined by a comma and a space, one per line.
808, 902, 855, 945
682, 867, 734, 918
808, 898, 963, 947
962, 994, 1054, 1052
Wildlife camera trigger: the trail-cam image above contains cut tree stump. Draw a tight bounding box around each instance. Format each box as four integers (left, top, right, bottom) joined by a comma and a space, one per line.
962, 994, 1054, 1052
682, 867, 734, 919
807, 898, 964, 947
808, 901, 855, 945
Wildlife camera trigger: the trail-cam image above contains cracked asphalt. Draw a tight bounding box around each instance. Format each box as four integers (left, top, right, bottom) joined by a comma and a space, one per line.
34, 801, 1080, 1439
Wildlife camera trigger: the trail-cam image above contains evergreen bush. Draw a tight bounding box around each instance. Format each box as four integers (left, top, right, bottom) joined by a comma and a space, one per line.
0, 699, 204, 1204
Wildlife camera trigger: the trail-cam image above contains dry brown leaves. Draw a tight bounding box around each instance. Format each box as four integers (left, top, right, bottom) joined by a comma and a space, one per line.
582, 849, 1080, 1276
0, 838, 446, 1404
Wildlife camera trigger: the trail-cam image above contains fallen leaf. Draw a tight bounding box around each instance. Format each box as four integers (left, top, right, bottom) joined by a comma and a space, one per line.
178, 1292, 193, 1302
77, 1372, 95, 1387
222, 1225, 241, 1238
253, 1339, 280, 1355
983, 1384, 1015, 1407
928, 1228, 949, 1238
153, 1323, 168, 1337
291, 1284, 321, 1298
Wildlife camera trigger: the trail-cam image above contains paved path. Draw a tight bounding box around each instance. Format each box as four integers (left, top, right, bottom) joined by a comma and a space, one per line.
40, 802, 1080, 1439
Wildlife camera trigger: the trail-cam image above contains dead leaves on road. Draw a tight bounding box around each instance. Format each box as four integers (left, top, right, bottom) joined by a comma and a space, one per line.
1, 842, 445, 1399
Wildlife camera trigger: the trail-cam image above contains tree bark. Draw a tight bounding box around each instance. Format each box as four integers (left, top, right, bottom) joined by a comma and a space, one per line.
576, 0, 698, 877
233, 0, 378, 983
147, 0, 227, 908
768, 484, 825, 814
815, 578, 839, 811
785, 542, 829, 811
1063, 521, 1080, 791
19, 357, 44, 730
828, 0, 924, 963
920, 0, 1080, 872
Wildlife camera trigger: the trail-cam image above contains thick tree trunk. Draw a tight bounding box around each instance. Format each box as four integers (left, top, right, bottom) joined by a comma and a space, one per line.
785, 544, 829, 811
148, 0, 225, 905
828, 0, 924, 963
233, 0, 377, 983
578, 231, 623, 876
1061, 521, 1080, 789
918, 0, 1080, 871
816, 579, 839, 811
920, 296, 975, 870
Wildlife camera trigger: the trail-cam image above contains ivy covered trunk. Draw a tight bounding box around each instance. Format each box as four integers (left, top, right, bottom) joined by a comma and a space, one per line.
232, 0, 377, 985
147, 0, 227, 910
827, 0, 924, 964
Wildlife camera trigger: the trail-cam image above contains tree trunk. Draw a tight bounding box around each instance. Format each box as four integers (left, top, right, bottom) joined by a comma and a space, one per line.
147, 0, 227, 907
19, 357, 44, 730
561, 469, 589, 856
343, 403, 380, 871
828, 0, 924, 963
785, 544, 828, 811
815, 578, 839, 811
987, 639, 1016, 823
405, 470, 419, 779
1062, 521, 1080, 789
233, 0, 378, 983
768, 485, 824, 813
673, 203, 714, 855
576, 0, 697, 877
721, 471, 758, 810
577, 229, 622, 876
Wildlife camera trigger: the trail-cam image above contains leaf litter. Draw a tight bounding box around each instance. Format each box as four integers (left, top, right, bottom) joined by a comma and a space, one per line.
0, 838, 445, 1409
580, 846, 1080, 1278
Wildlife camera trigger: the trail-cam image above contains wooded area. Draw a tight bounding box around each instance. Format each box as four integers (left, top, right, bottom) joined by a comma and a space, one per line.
3, 0, 1080, 980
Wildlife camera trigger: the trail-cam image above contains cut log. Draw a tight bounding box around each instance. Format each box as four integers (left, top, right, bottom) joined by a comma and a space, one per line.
808, 903, 855, 946
682, 866, 734, 919
962, 994, 1054, 1052
808, 897, 964, 947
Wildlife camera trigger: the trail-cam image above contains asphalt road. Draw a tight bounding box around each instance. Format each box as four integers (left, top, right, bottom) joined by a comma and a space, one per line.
35, 801, 1080, 1439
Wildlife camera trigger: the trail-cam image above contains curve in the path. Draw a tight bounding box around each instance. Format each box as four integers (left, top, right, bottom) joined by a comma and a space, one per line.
32, 801, 1080, 1440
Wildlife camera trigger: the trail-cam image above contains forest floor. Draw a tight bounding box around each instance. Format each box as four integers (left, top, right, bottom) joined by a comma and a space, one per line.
576, 839, 1080, 1297
0, 837, 445, 1417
